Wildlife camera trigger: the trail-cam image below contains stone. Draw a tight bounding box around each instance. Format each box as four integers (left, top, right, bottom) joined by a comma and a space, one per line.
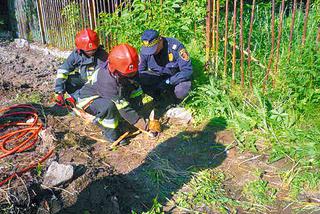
165, 107, 193, 124
14, 39, 29, 48
43, 161, 74, 187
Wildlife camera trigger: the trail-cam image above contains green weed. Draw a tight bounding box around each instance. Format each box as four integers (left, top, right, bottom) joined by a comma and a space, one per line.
14, 92, 42, 104
145, 156, 189, 189
132, 197, 164, 214
187, 2, 320, 207
175, 169, 239, 213
242, 179, 277, 206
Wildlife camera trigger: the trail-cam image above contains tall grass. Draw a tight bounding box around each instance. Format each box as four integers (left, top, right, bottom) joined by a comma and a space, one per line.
187, 2, 320, 200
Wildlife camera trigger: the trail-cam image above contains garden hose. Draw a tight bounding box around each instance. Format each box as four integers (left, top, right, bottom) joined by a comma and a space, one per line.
0, 104, 54, 187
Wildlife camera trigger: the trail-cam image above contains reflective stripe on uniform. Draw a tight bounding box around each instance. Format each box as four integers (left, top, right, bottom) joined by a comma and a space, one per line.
76, 95, 100, 109
57, 68, 69, 75
86, 68, 100, 85
57, 73, 68, 79
98, 117, 118, 129
56, 68, 73, 79
113, 99, 129, 110
130, 87, 143, 98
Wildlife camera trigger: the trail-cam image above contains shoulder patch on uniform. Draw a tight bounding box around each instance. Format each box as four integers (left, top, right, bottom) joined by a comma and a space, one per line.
172, 44, 177, 50
168, 52, 174, 62
179, 48, 190, 61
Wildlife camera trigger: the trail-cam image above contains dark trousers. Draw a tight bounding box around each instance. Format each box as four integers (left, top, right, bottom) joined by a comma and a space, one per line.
65, 74, 84, 94
139, 72, 191, 101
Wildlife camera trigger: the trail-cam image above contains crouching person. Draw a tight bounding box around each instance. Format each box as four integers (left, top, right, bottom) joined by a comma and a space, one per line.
55, 44, 151, 144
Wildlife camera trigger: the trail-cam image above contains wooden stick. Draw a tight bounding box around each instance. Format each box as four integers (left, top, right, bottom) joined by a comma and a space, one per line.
263, 0, 275, 92
288, 0, 297, 54
239, 0, 244, 88
231, 0, 237, 84
205, 0, 211, 64
71, 107, 95, 123
212, 0, 216, 72
223, 0, 229, 80
215, 0, 220, 76
110, 131, 130, 147
247, 0, 256, 91
110, 130, 141, 148
301, 0, 310, 46
273, 0, 286, 87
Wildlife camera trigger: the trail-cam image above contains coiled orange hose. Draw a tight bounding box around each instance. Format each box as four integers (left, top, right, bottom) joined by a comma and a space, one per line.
0, 104, 54, 186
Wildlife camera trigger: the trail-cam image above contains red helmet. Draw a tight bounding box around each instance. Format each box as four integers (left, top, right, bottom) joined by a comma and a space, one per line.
108, 44, 139, 77
75, 28, 100, 51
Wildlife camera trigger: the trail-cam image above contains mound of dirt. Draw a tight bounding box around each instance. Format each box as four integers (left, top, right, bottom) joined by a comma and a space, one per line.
0, 40, 61, 103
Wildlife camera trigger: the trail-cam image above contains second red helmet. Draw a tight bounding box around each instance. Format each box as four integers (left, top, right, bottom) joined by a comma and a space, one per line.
75, 28, 100, 51
108, 44, 139, 77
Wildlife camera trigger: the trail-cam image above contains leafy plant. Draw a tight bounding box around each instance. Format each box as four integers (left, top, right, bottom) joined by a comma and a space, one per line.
242, 179, 277, 206
132, 197, 164, 214
61, 2, 81, 30
175, 169, 239, 213
97, 0, 206, 50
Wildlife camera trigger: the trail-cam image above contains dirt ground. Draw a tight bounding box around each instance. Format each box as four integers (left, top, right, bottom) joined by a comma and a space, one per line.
0, 39, 312, 214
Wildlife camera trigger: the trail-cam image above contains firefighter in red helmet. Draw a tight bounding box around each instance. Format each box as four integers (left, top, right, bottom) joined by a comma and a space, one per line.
55, 43, 151, 144
54, 28, 107, 105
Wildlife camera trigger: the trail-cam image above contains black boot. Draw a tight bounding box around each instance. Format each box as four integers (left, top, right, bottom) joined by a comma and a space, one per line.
102, 128, 128, 146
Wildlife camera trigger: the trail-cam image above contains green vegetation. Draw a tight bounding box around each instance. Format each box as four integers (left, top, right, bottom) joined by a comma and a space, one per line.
175, 169, 239, 213
61, 2, 82, 32
132, 197, 164, 214
242, 179, 277, 206
98, 0, 206, 51
95, 0, 320, 212
187, 2, 320, 202
14, 92, 43, 104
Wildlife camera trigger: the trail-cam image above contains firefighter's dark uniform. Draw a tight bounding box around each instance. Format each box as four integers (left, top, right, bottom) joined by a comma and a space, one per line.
54, 46, 108, 94
138, 36, 192, 102
72, 62, 143, 140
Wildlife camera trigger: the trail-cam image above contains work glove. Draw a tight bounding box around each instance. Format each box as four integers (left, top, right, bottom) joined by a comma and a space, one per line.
54, 93, 76, 108
54, 92, 65, 106
65, 96, 76, 108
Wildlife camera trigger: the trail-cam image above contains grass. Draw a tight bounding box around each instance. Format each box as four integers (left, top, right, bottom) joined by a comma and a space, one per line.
175, 169, 239, 214
242, 179, 277, 206
186, 1, 320, 212
13, 92, 43, 104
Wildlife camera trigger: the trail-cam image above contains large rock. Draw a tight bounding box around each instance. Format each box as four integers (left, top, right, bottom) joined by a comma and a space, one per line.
165, 107, 193, 124
43, 161, 74, 187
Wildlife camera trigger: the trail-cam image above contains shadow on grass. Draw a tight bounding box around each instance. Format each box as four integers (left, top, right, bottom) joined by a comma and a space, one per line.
59, 117, 228, 213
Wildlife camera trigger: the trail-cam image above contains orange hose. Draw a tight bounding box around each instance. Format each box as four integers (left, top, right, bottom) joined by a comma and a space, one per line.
0, 104, 54, 187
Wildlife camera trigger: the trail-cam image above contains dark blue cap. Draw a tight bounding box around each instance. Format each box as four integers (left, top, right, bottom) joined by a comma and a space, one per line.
141, 29, 160, 55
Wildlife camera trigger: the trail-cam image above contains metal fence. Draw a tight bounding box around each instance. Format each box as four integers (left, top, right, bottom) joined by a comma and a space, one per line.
205, 0, 318, 91
13, 0, 319, 90
37, 0, 123, 49
14, 0, 121, 49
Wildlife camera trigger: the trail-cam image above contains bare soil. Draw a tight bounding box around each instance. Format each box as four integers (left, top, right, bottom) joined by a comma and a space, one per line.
0, 40, 311, 214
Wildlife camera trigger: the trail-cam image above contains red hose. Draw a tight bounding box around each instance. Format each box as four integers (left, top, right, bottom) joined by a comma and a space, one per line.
0, 104, 54, 187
